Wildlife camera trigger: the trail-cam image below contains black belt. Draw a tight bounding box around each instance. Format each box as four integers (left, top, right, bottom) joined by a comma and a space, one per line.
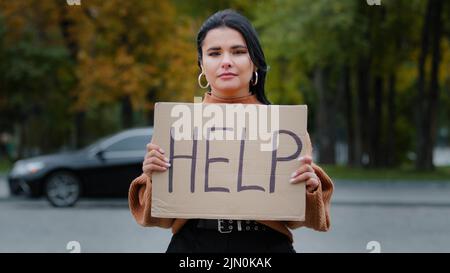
194, 219, 269, 233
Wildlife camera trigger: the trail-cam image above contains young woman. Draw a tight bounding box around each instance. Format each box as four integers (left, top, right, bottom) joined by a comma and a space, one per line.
129, 9, 334, 253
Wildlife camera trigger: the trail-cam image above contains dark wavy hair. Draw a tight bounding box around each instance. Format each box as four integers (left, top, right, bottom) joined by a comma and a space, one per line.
197, 9, 271, 105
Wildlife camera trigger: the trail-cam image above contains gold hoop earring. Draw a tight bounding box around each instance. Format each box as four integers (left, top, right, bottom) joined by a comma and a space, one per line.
198, 72, 210, 89
251, 71, 258, 86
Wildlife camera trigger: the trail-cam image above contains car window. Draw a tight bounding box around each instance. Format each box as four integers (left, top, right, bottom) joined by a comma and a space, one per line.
105, 135, 150, 152
83, 135, 111, 152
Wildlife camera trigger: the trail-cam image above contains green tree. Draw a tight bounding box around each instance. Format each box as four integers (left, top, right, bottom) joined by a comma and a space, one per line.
415, 0, 446, 170
0, 0, 75, 157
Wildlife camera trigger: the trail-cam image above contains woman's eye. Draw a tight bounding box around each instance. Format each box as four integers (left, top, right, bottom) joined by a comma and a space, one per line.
208, 51, 246, 56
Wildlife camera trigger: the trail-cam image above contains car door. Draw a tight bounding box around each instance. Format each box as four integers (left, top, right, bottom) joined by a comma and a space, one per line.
84, 134, 150, 196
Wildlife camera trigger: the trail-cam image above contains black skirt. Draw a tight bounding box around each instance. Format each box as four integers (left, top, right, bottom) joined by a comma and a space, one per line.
166, 219, 296, 253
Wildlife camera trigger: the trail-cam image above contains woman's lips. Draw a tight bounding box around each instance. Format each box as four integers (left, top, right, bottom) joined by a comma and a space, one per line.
219, 73, 237, 79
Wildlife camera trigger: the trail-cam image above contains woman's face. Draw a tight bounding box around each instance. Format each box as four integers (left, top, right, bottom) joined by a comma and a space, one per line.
201, 27, 255, 96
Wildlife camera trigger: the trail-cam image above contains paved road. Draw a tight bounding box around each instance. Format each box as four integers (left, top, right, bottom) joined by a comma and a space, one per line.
1, 175, 450, 253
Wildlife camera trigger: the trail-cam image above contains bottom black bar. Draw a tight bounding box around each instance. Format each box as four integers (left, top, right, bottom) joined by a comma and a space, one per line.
0, 253, 447, 272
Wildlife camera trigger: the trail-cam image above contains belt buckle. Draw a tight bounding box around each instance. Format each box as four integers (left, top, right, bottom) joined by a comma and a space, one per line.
217, 219, 232, 233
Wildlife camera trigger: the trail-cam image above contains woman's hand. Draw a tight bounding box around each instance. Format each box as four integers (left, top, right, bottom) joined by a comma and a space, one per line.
142, 143, 171, 178
289, 155, 320, 193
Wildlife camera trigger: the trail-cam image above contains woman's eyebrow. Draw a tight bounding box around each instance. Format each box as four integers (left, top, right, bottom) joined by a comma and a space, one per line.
207, 47, 221, 51
230, 45, 247, 50
206, 45, 247, 51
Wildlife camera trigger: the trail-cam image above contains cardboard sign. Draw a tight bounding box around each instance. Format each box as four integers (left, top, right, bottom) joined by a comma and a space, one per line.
151, 102, 311, 221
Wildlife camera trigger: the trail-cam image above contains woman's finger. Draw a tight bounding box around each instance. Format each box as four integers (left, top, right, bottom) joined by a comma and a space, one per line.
143, 163, 167, 174
145, 157, 171, 169
290, 171, 315, 184
297, 155, 313, 165
146, 143, 165, 154
146, 149, 170, 163
306, 177, 319, 188
306, 178, 320, 193
290, 164, 314, 178
143, 158, 170, 175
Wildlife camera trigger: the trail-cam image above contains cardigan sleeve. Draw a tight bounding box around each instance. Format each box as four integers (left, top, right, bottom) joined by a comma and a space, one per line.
285, 163, 334, 231
128, 162, 334, 231
128, 173, 174, 228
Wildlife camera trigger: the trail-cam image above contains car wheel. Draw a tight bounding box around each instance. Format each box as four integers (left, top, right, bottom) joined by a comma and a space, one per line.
45, 171, 81, 207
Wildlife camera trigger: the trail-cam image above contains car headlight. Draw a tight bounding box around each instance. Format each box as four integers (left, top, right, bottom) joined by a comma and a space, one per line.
10, 161, 46, 176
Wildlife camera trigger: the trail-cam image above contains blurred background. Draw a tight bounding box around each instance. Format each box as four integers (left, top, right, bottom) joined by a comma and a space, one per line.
0, 0, 449, 253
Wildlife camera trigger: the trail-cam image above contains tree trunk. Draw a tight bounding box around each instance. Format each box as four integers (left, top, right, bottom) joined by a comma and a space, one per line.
416, 0, 442, 171
342, 66, 355, 166
314, 67, 336, 164
58, 5, 85, 149
370, 76, 383, 167
425, 0, 443, 170
17, 120, 26, 159
146, 88, 157, 126
121, 95, 133, 129
416, 0, 432, 170
386, 73, 397, 167
356, 59, 371, 167
74, 111, 85, 148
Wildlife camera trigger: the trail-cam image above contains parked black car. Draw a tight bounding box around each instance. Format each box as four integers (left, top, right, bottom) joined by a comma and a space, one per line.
8, 127, 152, 207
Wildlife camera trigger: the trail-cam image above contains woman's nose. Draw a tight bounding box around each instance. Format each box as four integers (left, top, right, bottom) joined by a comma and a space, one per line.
221, 53, 232, 68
